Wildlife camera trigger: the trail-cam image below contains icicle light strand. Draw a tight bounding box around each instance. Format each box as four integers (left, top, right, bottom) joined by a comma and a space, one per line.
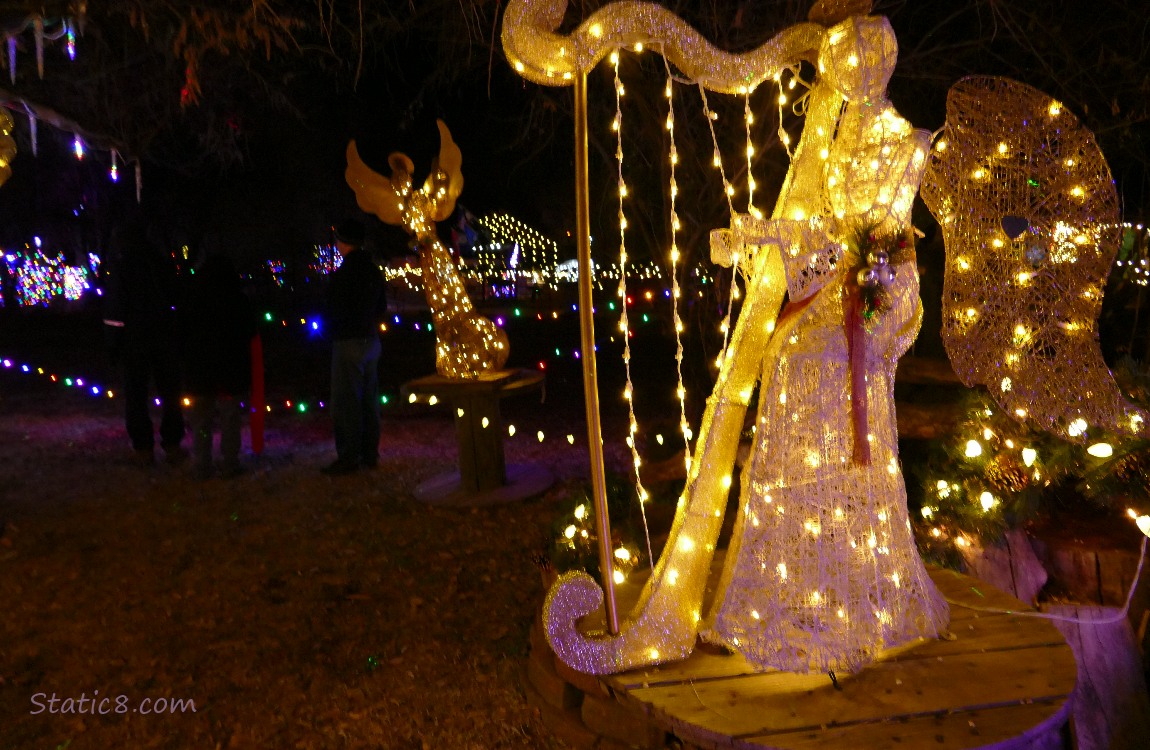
611, 50, 654, 571
663, 54, 692, 480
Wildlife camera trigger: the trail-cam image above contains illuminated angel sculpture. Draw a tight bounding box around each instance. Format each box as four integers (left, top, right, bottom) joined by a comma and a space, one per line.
696, 15, 952, 673
0, 109, 16, 187
346, 121, 509, 380
505, 0, 1147, 676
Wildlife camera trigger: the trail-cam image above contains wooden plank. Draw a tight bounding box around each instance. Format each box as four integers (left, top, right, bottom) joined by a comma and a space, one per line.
581, 692, 665, 748
889, 614, 1063, 660
453, 396, 481, 492
521, 663, 600, 750
1047, 604, 1150, 750
612, 651, 760, 689
528, 648, 585, 711
605, 568, 1062, 693
567, 567, 1075, 750
931, 567, 1039, 614
609, 613, 1066, 693
896, 401, 963, 440
748, 698, 1070, 750
403, 368, 517, 394
625, 646, 1075, 740
960, 530, 1048, 606
459, 393, 505, 491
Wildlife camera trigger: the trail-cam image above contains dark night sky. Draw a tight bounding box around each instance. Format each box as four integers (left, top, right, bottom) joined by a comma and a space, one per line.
0, 2, 1147, 272
0, 28, 577, 270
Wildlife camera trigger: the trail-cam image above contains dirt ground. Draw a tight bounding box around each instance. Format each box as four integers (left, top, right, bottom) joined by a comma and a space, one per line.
0, 382, 616, 749
8, 298, 1143, 749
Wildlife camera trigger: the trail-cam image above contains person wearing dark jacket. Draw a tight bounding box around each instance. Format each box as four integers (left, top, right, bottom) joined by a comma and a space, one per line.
323, 218, 385, 475
102, 209, 186, 465
183, 254, 257, 479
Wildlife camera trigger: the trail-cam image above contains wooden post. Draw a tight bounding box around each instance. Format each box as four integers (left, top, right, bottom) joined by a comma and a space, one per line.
451, 392, 506, 492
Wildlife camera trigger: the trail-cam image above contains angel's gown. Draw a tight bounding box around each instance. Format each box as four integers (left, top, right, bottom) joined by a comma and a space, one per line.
700, 27, 950, 674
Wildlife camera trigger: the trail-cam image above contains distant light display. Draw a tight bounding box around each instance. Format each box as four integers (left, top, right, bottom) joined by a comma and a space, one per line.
478, 213, 558, 269
265, 259, 286, 288
2, 247, 94, 307
308, 243, 343, 276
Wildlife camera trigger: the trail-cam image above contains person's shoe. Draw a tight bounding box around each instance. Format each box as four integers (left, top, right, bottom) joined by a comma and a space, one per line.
321, 459, 359, 476
360, 457, 379, 470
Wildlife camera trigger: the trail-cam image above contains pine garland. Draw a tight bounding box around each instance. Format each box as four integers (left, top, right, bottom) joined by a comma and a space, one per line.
912, 357, 1150, 561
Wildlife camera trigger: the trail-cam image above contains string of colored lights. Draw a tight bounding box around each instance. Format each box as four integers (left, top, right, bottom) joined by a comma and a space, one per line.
0, 349, 682, 453
0, 296, 676, 405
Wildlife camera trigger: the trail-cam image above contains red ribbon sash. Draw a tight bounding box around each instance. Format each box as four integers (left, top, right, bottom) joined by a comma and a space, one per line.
843, 278, 870, 467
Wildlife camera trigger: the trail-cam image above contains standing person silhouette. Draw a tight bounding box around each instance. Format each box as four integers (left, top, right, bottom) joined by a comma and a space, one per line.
183, 254, 256, 479
322, 218, 385, 475
102, 205, 187, 466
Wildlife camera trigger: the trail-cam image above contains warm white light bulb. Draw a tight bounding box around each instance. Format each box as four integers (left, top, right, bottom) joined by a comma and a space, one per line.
1087, 442, 1113, 458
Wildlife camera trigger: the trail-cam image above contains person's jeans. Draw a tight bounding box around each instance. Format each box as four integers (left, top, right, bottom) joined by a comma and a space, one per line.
331, 336, 381, 465
191, 395, 243, 472
123, 340, 185, 451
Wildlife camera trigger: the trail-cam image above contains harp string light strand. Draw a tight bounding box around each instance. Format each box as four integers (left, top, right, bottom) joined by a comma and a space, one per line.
663, 53, 693, 476
697, 84, 743, 362
611, 48, 655, 573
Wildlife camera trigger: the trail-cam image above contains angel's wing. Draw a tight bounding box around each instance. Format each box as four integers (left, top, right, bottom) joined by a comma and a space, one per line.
0, 110, 16, 187
921, 76, 1146, 440
345, 120, 464, 226
424, 120, 464, 222
345, 140, 406, 226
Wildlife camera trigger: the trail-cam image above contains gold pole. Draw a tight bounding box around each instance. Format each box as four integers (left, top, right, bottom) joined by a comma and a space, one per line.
574, 72, 618, 634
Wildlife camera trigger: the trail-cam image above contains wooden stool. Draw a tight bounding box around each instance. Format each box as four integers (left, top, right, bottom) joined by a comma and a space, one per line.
402, 368, 553, 505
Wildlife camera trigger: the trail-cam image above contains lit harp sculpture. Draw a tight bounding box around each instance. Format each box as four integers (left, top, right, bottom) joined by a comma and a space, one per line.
504, 0, 1147, 676
346, 121, 510, 380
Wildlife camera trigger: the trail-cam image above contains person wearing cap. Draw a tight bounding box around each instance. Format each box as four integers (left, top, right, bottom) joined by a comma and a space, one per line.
322, 217, 385, 475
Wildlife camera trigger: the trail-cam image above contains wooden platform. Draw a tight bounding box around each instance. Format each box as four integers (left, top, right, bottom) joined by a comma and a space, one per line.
528, 565, 1077, 750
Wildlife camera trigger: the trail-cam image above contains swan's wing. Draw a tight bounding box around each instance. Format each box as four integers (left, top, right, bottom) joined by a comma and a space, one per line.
921, 76, 1146, 440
